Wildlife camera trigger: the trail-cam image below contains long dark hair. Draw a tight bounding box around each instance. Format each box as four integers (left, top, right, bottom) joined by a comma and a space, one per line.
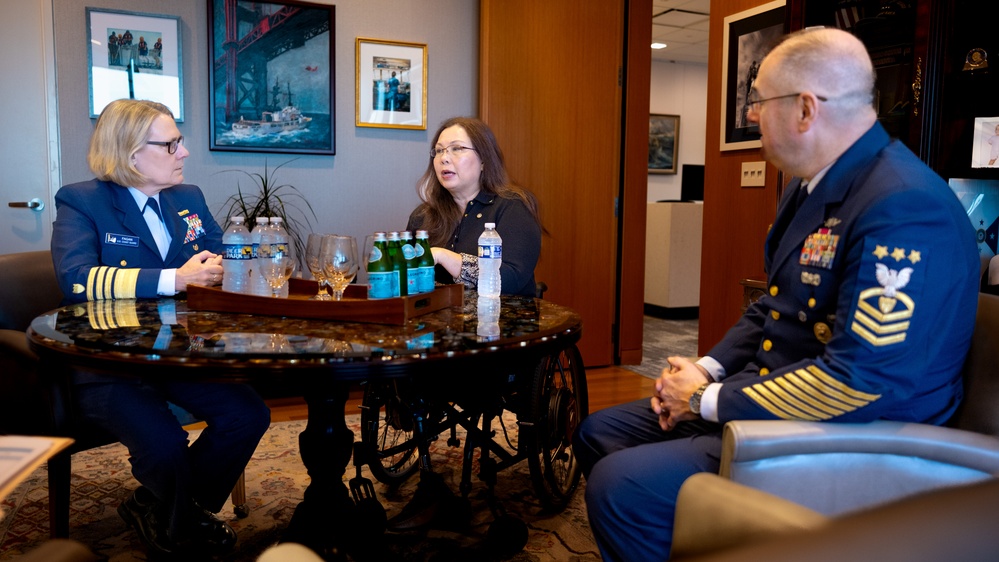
412, 116, 542, 246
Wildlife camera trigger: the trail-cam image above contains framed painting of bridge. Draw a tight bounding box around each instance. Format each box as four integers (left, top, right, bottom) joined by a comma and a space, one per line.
86, 8, 183, 121
208, 0, 335, 154
355, 38, 428, 130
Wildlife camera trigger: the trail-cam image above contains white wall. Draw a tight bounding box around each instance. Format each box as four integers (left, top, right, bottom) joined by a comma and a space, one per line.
647, 60, 708, 202
51, 0, 478, 252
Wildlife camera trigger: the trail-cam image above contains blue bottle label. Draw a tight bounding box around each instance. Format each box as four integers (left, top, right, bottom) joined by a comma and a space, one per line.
223, 244, 253, 260
478, 244, 502, 259
368, 271, 396, 299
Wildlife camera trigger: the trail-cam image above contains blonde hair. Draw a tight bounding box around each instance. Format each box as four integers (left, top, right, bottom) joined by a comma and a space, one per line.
87, 99, 175, 186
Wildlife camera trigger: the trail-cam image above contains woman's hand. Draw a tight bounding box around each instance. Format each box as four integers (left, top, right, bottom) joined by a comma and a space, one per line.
175, 250, 223, 291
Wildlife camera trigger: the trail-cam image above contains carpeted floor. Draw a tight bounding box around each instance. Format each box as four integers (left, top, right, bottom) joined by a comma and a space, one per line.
0, 414, 599, 561
622, 316, 699, 380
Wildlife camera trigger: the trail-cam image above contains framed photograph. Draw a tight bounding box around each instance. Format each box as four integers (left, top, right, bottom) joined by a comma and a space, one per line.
208, 0, 335, 155
972, 117, 999, 168
355, 38, 427, 130
649, 114, 680, 174
86, 8, 183, 121
719, 0, 786, 151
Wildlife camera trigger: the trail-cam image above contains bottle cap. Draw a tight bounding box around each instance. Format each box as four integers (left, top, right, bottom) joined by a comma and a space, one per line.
256, 217, 269, 224
271, 217, 283, 224
485, 222, 496, 228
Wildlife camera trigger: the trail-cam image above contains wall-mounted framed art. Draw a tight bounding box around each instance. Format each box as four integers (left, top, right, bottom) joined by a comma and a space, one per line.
719, 0, 786, 151
355, 37, 427, 130
208, 0, 335, 155
86, 8, 183, 121
649, 114, 680, 174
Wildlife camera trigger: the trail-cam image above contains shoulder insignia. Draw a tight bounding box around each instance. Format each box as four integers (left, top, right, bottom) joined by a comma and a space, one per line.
850, 242, 921, 347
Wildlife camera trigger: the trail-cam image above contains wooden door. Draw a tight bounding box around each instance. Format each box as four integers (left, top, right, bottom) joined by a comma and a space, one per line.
479, 0, 640, 367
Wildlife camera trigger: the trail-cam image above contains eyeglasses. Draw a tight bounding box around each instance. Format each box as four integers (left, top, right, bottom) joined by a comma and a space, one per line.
747, 92, 828, 112
147, 136, 184, 154
431, 144, 477, 159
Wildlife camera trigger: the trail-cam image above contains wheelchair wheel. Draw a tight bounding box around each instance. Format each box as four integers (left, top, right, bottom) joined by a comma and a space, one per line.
522, 343, 588, 511
359, 381, 420, 485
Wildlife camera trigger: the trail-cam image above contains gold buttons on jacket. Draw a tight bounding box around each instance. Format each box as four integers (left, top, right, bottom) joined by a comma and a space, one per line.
759, 368, 770, 376
814, 322, 832, 344
771, 310, 780, 320
808, 298, 816, 308
762, 339, 772, 351
120, 260, 127, 266
769, 285, 779, 297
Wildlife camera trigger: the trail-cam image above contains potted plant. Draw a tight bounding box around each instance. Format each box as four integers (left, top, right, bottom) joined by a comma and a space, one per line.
216, 159, 317, 265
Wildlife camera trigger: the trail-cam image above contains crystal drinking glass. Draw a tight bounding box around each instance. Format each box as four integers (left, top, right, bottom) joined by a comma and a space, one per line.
321, 234, 359, 300
306, 233, 331, 300
260, 255, 296, 298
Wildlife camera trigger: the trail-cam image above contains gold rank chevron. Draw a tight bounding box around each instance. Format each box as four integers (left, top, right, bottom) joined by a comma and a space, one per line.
741, 365, 881, 420
850, 287, 914, 346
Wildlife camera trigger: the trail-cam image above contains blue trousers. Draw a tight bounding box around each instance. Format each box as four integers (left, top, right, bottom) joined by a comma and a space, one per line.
74, 376, 270, 534
574, 399, 723, 561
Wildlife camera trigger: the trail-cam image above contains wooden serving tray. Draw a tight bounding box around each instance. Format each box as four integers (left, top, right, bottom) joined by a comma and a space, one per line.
186, 279, 463, 325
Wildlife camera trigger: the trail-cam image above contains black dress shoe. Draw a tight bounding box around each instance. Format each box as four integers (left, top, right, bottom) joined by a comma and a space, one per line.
117, 487, 179, 559
172, 505, 237, 555
386, 471, 452, 531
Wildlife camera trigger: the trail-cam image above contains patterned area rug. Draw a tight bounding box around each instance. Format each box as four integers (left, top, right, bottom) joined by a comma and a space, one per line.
0, 414, 598, 561
623, 316, 699, 379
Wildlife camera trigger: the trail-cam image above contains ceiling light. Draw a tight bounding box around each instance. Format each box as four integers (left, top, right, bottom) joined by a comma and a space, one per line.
651, 42, 667, 49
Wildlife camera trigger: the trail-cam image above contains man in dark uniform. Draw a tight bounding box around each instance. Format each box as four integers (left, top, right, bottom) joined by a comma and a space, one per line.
574, 27, 980, 561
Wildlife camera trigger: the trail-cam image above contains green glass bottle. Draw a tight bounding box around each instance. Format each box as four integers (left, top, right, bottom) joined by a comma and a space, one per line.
414, 230, 435, 293
400, 231, 418, 296
367, 232, 396, 299
386, 231, 406, 298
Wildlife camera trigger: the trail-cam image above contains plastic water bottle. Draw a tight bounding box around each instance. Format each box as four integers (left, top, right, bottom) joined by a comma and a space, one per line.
222, 216, 252, 294
250, 217, 270, 296
400, 231, 418, 296
414, 230, 435, 294
265, 217, 291, 297
477, 223, 502, 297
477, 296, 501, 341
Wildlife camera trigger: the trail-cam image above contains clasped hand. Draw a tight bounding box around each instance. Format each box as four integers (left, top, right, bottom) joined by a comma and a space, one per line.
651, 356, 710, 431
176, 250, 223, 291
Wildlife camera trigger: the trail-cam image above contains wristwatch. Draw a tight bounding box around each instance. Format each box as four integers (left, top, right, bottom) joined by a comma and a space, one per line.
689, 383, 709, 416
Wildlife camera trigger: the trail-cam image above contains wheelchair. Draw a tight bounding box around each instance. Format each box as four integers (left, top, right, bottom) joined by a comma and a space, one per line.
352, 283, 588, 546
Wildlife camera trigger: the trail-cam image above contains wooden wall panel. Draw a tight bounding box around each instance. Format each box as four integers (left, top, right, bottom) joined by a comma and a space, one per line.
699, 0, 781, 353
480, 0, 626, 366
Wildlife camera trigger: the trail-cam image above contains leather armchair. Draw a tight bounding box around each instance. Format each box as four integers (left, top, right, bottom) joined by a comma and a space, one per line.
718, 292, 999, 516
0, 250, 247, 538
671, 472, 999, 562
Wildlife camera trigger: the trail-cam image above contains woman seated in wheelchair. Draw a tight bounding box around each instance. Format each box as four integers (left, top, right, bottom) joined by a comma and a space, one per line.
389, 116, 544, 529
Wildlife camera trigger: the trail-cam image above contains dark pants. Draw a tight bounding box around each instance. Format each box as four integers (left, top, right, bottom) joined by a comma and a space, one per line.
75, 377, 270, 535
574, 399, 723, 562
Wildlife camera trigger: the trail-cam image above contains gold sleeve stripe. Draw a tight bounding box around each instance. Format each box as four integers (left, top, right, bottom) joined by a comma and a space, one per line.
742, 386, 810, 420
774, 376, 848, 416
88, 300, 142, 329
85, 266, 140, 301
797, 368, 880, 409
87, 301, 110, 330
115, 268, 140, 299
760, 380, 832, 420
783, 372, 857, 412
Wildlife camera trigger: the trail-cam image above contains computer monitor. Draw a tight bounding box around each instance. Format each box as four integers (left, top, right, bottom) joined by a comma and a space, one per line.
680, 164, 704, 202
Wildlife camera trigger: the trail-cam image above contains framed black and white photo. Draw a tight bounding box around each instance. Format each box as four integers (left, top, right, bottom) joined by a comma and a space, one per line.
355, 38, 427, 130
208, 0, 335, 154
720, 0, 786, 151
86, 8, 183, 120
649, 114, 680, 174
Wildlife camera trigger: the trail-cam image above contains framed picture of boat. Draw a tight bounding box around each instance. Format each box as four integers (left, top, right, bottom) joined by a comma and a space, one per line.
86, 9, 183, 121
355, 38, 427, 130
207, 0, 335, 154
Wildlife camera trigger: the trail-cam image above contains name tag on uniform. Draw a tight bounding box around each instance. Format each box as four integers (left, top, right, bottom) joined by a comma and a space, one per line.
105, 232, 139, 247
